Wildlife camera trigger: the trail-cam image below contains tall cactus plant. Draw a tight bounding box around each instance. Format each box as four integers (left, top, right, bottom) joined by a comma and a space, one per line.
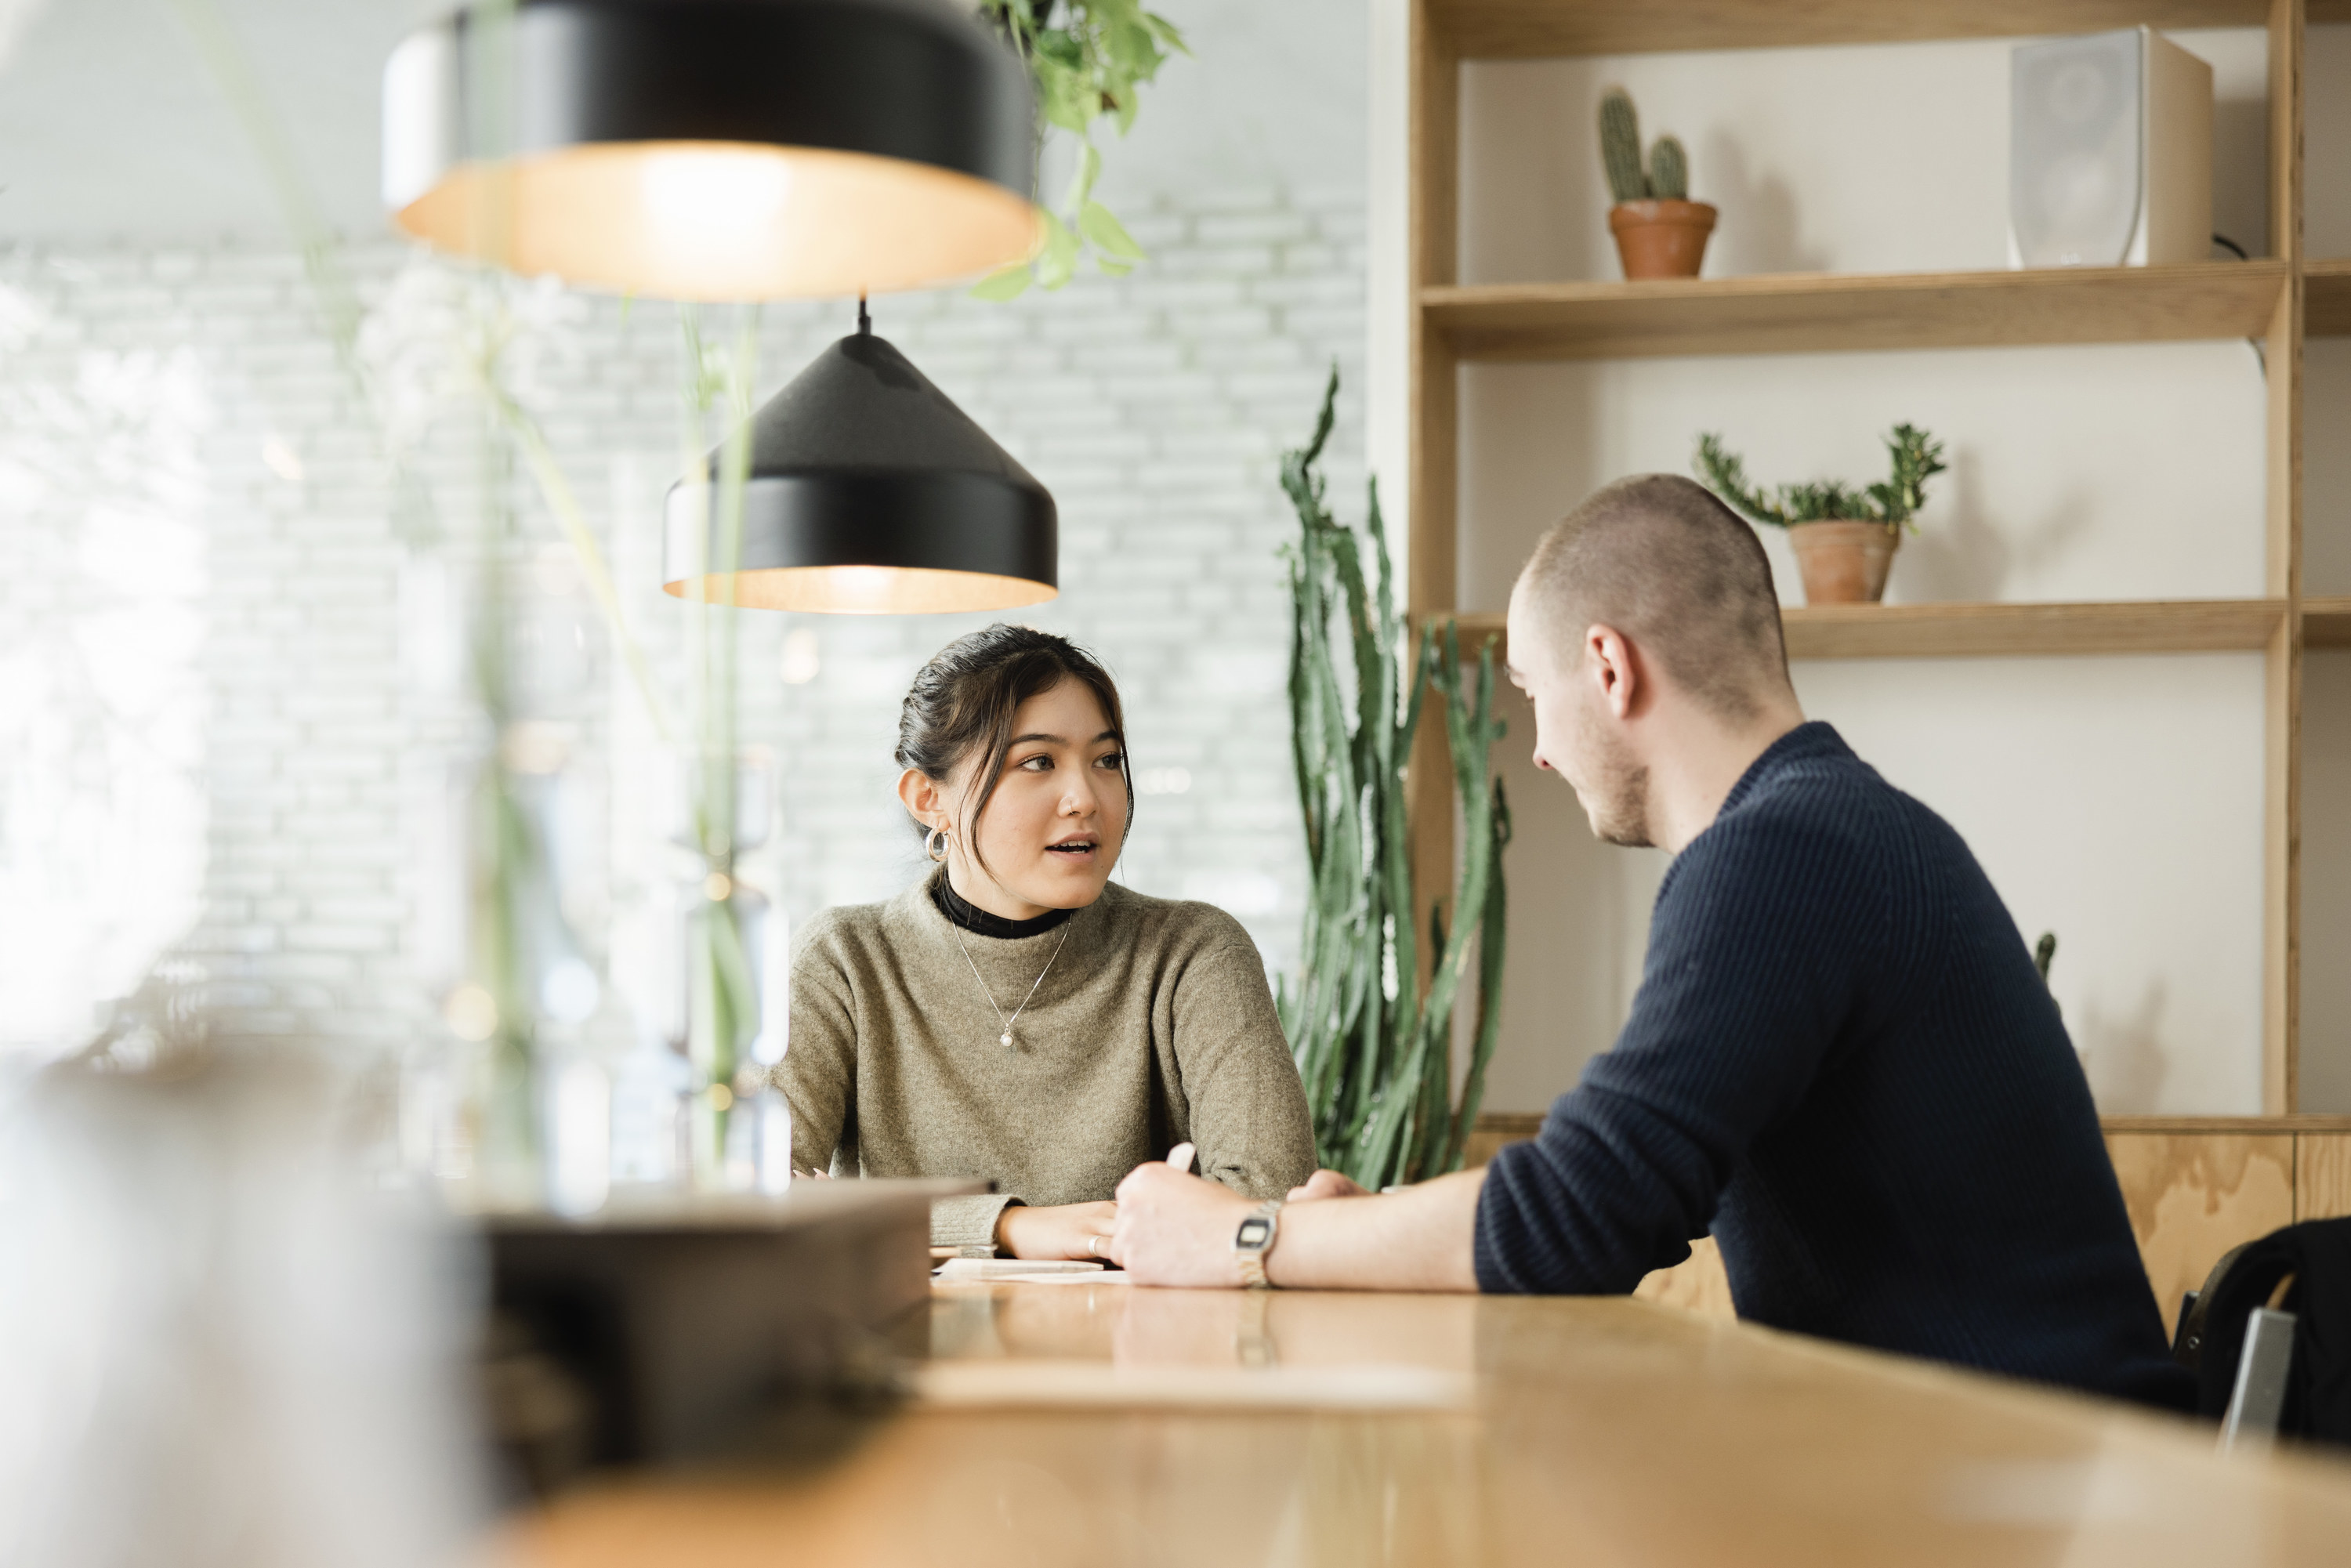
1599, 88, 1648, 203
1599, 87, 1694, 205
1279, 370, 1513, 1191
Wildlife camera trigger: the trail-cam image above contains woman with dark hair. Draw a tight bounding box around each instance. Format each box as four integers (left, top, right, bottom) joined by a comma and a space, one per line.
779, 625, 1316, 1258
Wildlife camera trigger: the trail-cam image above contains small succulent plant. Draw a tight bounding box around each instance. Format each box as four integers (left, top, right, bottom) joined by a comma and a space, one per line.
1693, 425, 1948, 531
1599, 88, 1690, 204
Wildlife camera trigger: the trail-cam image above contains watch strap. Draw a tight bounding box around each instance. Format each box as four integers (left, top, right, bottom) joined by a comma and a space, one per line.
1233, 1197, 1284, 1290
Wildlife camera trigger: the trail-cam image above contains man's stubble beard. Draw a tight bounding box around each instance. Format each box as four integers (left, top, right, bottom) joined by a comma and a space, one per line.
1588, 761, 1653, 848
1571, 701, 1654, 849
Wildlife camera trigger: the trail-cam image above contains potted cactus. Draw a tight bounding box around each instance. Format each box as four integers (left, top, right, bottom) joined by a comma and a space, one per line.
1600, 88, 1715, 279
1694, 425, 1948, 604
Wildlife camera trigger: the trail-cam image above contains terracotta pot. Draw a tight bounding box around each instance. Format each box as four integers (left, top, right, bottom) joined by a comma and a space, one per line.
1787, 521, 1900, 605
1608, 199, 1717, 280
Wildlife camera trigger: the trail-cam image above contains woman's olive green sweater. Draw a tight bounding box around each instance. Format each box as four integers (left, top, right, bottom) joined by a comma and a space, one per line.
780, 868, 1317, 1250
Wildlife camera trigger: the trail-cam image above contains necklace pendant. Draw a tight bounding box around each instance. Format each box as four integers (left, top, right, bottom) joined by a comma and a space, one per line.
1000, 1030, 1014, 1049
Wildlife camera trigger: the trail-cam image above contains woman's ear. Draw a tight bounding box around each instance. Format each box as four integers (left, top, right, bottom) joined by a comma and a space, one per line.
897, 767, 945, 833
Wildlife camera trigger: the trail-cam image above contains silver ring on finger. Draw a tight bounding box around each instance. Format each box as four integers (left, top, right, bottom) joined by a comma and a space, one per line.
1087, 1234, 1103, 1256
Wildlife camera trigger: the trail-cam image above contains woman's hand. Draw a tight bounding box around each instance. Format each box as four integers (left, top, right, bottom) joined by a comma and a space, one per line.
1287, 1169, 1369, 1202
994, 1200, 1120, 1260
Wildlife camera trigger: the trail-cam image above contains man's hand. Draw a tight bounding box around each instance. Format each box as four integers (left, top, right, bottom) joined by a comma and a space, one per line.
1287, 1169, 1369, 1202
1109, 1161, 1258, 1285
1114, 1161, 1489, 1291
995, 1200, 1119, 1260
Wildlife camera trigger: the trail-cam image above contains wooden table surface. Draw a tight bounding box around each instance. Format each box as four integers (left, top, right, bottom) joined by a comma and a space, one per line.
509, 1280, 2351, 1567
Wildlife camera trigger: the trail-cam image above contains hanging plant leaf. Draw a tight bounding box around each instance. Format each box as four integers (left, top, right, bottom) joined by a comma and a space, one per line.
1035, 208, 1081, 289
969, 263, 1035, 301
1078, 199, 1146, 260
978, 0, 1187, 291
1064, 142, 1102, 212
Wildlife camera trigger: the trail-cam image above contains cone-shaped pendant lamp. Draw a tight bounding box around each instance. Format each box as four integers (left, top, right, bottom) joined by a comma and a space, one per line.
664, 310, 1056, 614
382, 0, 1039, 300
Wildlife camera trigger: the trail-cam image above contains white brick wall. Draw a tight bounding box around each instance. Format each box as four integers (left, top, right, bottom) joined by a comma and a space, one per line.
0, 185, 1367, 1058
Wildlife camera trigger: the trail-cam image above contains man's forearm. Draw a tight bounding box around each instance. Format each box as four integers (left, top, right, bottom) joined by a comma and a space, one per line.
1264, 1168, 1487, 1291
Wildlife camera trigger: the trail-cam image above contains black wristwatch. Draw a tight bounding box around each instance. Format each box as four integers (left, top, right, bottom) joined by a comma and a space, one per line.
1233, 1198, 1284, 1289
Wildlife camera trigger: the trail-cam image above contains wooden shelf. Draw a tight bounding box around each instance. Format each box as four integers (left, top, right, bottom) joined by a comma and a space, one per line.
1424, 264, 2286, 362
1433, 599, 2288, 661
1431, 0, 2305, 60
1788, 600, 2286, 658
2099, 1114, 2351, 1134
2308, 596, 2351, 650
2308, 259, 2351, 338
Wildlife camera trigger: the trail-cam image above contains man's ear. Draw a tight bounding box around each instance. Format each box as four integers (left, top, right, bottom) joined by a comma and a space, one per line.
1585, 624, 1640, 719
896, 767, 945, 833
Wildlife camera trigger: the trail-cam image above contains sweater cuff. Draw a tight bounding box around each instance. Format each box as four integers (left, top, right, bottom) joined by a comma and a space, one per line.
1471, 1141, 1534, 1294
932, 1193, 1025, 1253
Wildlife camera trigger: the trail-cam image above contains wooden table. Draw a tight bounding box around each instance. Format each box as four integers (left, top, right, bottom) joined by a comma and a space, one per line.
510, 1281, 2351, 1566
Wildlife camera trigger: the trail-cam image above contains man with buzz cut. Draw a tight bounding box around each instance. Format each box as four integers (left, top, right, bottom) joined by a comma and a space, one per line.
1110, 473, 2192, 1408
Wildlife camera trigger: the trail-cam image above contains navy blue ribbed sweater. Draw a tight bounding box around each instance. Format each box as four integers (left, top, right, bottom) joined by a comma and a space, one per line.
1476, 722, 2191, 1408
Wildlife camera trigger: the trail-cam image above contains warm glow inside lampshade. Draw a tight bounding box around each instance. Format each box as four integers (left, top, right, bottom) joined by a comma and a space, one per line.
382, 0, 1040, 300
678, 563, 1057, 615
664, 328, 1057, 615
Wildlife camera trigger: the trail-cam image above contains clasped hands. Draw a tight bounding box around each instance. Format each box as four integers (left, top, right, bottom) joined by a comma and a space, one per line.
1107, 1161, 1365, 1284
993, 1157, 1369, 1278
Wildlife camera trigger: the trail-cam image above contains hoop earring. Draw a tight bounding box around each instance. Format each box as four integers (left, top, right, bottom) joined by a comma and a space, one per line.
925, 827, 951, 864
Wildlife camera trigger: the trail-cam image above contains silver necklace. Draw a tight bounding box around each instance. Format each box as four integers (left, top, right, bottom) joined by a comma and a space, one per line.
950, 918, 1072, 1052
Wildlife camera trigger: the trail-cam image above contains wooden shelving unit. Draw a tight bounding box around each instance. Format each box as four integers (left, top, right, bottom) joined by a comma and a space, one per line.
1425, 264, 2288, 362
2308, 594, 2351, 647
1407, 0, 2317, 1110
1427, 0, 2320, 59
1435, 599, 2295, 661
2308, 257, 2351, 335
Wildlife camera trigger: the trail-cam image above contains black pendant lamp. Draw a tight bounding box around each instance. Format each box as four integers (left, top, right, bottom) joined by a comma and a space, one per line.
382, 0, 1039, 300
664, 305, 1056, 614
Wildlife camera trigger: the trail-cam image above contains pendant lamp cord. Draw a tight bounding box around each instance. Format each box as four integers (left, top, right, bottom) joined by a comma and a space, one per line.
857, 293, 871, 335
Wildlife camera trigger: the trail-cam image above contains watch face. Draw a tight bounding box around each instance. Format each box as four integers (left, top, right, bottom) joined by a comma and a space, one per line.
1237, 1217, 1273, 1250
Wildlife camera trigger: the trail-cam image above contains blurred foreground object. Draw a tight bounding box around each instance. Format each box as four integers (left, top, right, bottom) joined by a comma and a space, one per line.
0, 1045, 483, 1568
382, 0, 1039, 299
0, 1005, 972, 1555
480, 1179, 974, 1484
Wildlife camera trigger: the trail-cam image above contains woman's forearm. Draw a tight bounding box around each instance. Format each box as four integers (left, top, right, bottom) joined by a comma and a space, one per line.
933, 1193, 1021, 1251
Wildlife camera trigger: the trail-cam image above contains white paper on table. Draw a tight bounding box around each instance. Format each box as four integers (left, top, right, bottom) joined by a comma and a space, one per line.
934, 1257, 1107, 1280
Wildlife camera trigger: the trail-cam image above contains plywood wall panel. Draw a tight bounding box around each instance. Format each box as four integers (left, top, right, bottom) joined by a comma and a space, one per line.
2296, 1132, 2351, 1217
2105, 1132, 2297, 1335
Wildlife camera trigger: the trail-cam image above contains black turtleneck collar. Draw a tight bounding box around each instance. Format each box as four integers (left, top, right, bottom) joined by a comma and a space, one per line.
931, 874, 1077, 940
